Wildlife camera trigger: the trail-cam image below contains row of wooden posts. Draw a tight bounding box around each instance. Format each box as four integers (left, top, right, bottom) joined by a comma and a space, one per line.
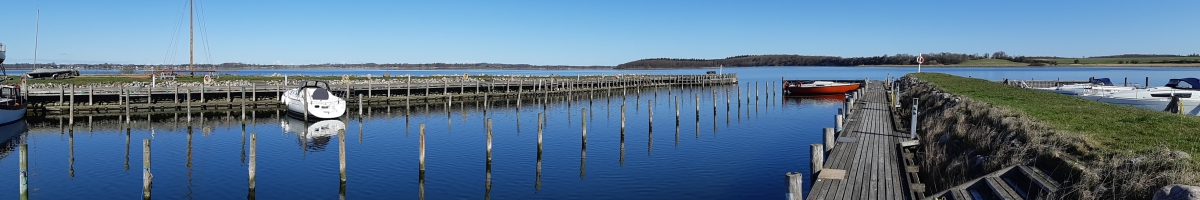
20, 75, 880, 199
22, 79, 831, 199
52, 74, 740, 125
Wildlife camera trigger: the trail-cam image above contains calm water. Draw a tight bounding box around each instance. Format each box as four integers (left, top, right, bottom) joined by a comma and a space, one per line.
3, 66, 1200, 199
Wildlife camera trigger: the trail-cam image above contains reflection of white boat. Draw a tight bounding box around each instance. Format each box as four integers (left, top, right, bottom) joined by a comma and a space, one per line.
0, 119, 30, 159
1081, 78, 1200, 115
1033, 78, 1135, 96
281, 117, 345, 151
281, 81, 346, 119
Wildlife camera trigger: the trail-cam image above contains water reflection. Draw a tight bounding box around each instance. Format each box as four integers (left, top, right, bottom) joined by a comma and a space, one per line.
783, 94, 846, 106
281, 117, 347, 152
0, 119, 27, 152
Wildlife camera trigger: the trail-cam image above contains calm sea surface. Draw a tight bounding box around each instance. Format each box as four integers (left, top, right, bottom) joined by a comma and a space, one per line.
3, 66, 1200, 199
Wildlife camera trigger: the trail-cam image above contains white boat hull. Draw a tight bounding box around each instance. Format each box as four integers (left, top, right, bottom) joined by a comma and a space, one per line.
282, 88, 346, 119
1081, 95, 1200, 115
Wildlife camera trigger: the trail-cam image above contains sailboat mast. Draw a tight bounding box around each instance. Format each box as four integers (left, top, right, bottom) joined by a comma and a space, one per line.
189, 0, 194, 76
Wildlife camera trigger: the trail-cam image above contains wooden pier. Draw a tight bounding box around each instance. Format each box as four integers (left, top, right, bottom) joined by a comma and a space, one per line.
24, 74, 737, 116
806, 81, 912, 200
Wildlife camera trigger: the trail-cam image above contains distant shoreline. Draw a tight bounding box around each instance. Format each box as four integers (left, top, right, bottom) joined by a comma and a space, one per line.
879, 63, 1200, 68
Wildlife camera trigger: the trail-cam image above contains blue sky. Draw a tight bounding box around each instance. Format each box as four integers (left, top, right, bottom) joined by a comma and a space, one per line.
1, 0, 1197, 66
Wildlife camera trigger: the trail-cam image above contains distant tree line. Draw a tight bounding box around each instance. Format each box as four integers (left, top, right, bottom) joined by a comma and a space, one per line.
615, 53, 987, 69
1090, 54, 1196, 58
1, 62, 612, 71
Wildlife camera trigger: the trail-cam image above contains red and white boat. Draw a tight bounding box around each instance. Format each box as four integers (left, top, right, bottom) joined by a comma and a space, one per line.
782, 80, 861, 95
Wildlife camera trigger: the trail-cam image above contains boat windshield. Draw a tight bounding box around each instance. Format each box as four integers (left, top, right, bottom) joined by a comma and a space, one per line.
1165, 78, 1200, 90
1090, 78, 1114, 86
300, 81, 331, 89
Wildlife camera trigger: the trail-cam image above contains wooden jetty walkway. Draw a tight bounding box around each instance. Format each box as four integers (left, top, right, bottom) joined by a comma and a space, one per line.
804, 81, 911, 200
22, 74, 737, 116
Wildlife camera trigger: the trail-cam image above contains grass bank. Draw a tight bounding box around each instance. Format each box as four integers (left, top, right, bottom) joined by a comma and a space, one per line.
913, 73, 1200, 155
904, 73, 1198, 199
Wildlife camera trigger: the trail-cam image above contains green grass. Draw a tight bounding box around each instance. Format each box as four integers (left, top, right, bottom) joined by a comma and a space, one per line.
950, 59, 1029, 66
913, 73, 1200, 156
1047, 57, 1200, 65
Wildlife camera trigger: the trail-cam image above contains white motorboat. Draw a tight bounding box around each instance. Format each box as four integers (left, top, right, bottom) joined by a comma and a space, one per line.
1081, 78, 1200, 115
0, 43, 26, 125
281, 80, 346, 119
281, 117, 345, 152
1033, 78, 1135, 96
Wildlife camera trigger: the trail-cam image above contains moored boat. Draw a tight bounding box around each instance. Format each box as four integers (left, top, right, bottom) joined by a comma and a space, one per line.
0, 43, 26, 125
281, 80, 346, 119
782, 80, 860, 95
1081, 78, 1200, 115
1032, 78, 1135, 96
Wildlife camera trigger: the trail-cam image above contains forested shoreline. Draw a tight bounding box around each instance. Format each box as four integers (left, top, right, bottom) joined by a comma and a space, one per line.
615, 52, 1200, 69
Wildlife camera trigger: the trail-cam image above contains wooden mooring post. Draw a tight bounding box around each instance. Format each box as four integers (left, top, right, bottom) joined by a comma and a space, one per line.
811, 143, 824, 175
249, 132, 257, 194
19, 144, 28, 200
339, 129, 347, 183
787, 172, 804, 200
835, 114, 844, 132
824, 127, 835, 151
143, 139, 152, 199
419, 124, 426, 172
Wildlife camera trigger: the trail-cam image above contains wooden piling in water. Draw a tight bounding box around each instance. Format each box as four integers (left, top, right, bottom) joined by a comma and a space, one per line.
811, 143, 824, 175
249, 132, 257, 193
339, 129, 347, 183
787, 172, 803, 200
538, 113, 544, 148
419, 124, 426, 172
824, 127, 835, 151
646, 101, 652, 130
143, 139, 152, 199
835, 114, 844, 132
620, 104, 626, 134
582, 108, 588, 141
19, 144, 28, 200
675, 96, 680, 125
487, 118, 493, 162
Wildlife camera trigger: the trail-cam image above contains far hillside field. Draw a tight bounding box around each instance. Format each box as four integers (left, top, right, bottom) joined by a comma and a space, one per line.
1049, 57, 1200, 64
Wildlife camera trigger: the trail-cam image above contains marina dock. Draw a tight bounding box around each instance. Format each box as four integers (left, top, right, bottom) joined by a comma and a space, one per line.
23, 74, 737, 116
804, 81, 913, 200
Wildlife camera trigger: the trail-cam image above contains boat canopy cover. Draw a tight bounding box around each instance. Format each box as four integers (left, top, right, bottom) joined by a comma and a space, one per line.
1165, 78, 1200, 90
311, 88, 330, 100
300, 80, 331, 90
1091, 78, 1114, 86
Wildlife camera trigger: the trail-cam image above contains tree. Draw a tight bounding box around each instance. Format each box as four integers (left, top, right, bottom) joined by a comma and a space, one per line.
1130, 60, 1140, 64
992, 51, 1009, 60
1073, 59, 1080, 64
